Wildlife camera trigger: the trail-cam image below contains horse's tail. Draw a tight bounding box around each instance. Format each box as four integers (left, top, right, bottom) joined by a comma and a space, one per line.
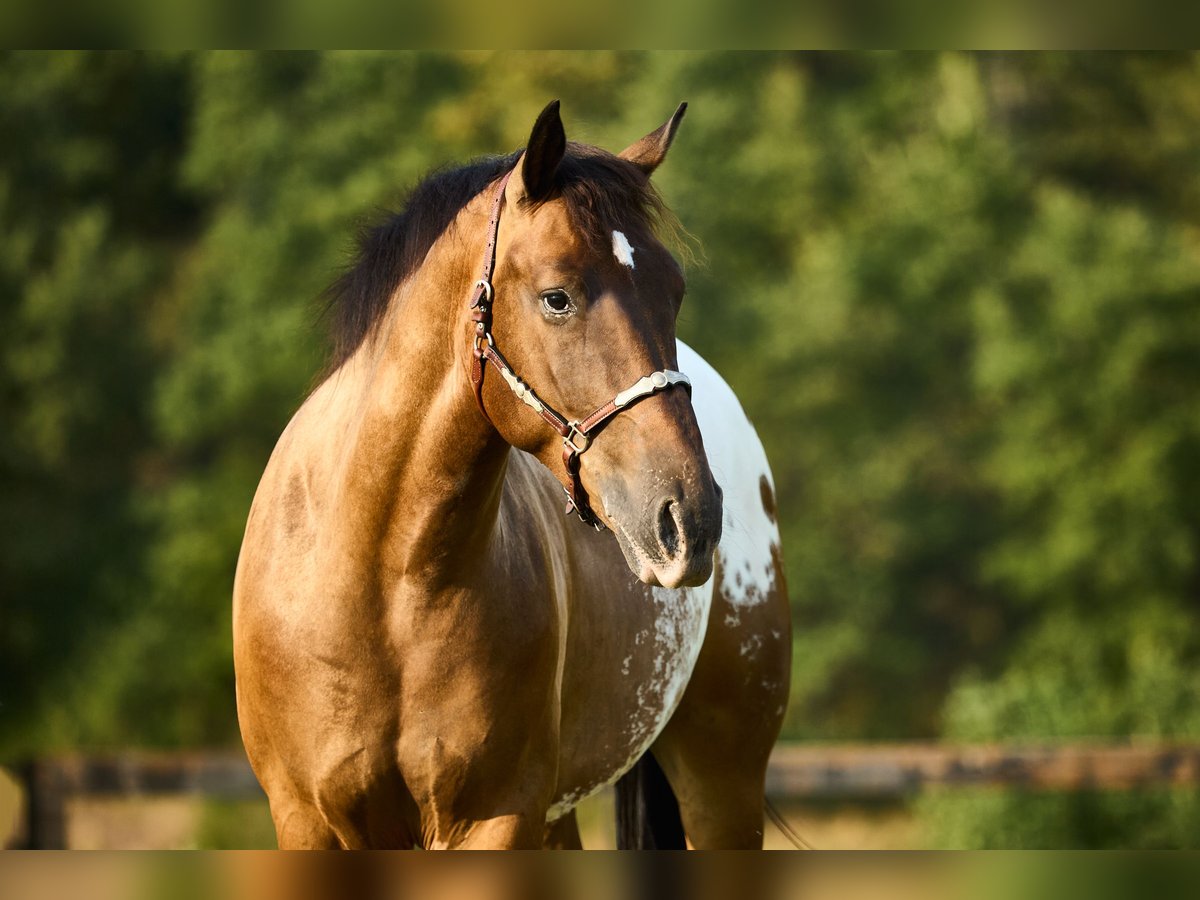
614, 751, 686, 849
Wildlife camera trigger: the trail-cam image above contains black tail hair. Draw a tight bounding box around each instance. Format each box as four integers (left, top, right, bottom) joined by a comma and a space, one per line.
614, 751, 686, 849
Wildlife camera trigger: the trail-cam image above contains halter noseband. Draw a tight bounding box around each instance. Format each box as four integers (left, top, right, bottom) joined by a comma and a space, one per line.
468, 170, 691, 531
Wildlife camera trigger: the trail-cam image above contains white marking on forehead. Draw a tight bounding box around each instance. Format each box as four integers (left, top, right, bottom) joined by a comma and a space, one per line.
612, 230, 636, 269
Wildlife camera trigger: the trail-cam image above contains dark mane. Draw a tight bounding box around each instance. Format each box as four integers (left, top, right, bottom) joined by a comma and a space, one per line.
323, 142, 677, 370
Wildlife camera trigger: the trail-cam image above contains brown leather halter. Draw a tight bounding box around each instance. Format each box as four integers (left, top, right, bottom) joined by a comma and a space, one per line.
468, 170, 691, 530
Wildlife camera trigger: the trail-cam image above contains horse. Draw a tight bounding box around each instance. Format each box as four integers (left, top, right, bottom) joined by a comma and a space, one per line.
232, 100, 791, 849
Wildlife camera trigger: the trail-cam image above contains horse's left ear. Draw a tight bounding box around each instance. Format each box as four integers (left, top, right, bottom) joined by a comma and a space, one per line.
619, 102, 687, 176
508, 99, 567, 205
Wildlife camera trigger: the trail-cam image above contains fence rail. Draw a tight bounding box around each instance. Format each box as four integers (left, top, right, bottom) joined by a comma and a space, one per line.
764, 742, 1200, 798
8, 742, 1200, 848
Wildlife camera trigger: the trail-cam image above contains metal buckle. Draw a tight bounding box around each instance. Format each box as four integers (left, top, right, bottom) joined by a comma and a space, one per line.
472, 330, 495, 354
564, 423, 591, 455
474, 279, 494, 304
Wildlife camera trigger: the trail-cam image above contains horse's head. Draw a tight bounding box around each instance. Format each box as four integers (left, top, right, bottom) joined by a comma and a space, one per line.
475, 101, 722, 589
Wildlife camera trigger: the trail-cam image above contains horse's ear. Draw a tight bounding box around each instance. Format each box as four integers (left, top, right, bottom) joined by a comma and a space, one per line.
508, 99, 566, 205
619, 102, 687, 176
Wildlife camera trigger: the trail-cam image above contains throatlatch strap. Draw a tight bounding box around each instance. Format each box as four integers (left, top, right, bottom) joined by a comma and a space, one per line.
470, 170, 514, 416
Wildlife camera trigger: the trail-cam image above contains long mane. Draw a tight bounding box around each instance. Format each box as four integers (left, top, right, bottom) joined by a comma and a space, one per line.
322, 143, 678, 370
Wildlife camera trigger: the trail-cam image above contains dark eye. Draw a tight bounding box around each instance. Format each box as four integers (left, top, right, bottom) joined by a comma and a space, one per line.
540, 289, 572, 316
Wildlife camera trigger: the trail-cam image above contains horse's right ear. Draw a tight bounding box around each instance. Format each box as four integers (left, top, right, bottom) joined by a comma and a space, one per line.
619, 102, 687, 176
507, 100, 566, 206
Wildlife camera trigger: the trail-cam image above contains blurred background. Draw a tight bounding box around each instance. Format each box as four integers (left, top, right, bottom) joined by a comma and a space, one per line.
2, 50, 1200, 849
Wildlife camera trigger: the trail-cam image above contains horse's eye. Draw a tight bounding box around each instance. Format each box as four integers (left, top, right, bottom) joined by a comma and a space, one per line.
540, 290, 572, 316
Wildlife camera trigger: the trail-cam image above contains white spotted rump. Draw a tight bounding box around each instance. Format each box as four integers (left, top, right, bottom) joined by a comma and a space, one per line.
677, 341, 780, 616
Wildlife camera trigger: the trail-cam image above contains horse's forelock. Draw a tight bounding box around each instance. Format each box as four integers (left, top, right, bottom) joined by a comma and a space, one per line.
524, 143, 682, 256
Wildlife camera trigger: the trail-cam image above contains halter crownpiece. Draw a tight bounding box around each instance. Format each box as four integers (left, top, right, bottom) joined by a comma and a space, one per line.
468, 169, 691, 530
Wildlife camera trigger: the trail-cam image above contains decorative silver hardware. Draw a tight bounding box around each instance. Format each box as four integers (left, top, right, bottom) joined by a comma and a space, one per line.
612, 369, 690, 409
498, 364, 544, 414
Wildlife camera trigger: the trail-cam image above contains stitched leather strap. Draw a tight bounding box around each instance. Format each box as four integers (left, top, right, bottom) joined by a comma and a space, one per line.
470, 170, 514, 417
558, 372, 691, 524
479, 340, 572, 438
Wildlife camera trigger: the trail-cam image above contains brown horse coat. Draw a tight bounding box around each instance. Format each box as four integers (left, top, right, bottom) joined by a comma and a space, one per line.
233, 103, 790, 848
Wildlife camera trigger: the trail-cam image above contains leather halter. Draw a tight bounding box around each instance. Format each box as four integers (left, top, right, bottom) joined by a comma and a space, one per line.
468, 170, 691, 530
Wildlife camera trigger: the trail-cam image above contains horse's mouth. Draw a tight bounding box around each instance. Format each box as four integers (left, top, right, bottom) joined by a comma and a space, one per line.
612, 521, 663, 586
611, 513, 716, 590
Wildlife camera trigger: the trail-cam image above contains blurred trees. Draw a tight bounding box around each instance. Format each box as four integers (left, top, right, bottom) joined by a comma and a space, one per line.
0, 52, 196, 748
2, 52, 1199, 846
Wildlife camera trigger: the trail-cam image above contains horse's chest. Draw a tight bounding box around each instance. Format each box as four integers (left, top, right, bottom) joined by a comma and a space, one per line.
624, 584, 712, 751
549, 581, 711, 820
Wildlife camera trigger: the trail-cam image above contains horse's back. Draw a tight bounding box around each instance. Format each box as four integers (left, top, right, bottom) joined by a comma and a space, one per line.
677, 340, 784, 616
672, 339, 790, 731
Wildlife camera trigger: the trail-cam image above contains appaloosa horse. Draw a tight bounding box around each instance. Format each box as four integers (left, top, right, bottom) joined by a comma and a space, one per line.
233, 101, 791, 849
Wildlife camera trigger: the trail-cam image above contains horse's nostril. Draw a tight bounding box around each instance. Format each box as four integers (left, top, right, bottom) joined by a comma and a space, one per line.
658, 499, 681, 559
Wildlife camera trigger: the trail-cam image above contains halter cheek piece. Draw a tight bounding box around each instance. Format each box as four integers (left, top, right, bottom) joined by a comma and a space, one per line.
468, 169, 691, 531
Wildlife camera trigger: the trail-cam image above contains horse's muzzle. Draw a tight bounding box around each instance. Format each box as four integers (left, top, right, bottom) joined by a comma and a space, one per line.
613, 476, 723, 589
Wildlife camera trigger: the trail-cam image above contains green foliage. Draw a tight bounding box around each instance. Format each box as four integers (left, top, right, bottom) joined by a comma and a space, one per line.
3, 52, 1200, 847
919, 787, 1200, 849
194, 798, 276, 849
0, 51, 195, 751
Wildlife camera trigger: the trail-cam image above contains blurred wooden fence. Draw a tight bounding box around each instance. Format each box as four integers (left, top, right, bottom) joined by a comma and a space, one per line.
8, 742, 1200, 848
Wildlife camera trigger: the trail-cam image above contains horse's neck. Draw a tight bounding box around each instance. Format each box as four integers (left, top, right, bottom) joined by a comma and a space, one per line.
323, 230, 506, 587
